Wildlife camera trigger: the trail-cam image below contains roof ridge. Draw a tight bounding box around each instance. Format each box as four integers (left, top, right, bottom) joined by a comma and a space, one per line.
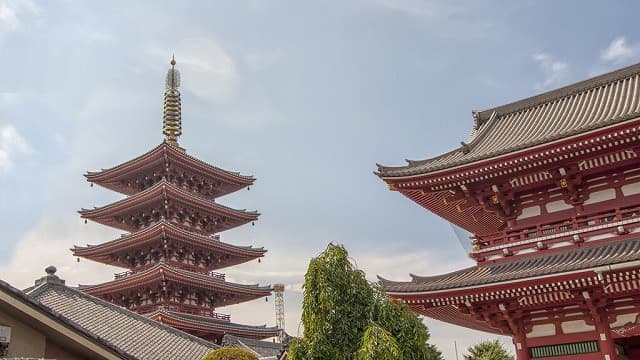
479, 62, 640, 118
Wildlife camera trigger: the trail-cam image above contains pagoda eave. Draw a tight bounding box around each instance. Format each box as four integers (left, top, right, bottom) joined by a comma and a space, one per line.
72, 221, 265, 270
148, 310, 280, 340
80, 180, 259, 234
80, 263, 272, 303
85, 143, 255, 197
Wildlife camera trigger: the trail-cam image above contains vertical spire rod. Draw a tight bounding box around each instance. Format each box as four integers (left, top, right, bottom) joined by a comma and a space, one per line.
162, 55, 182, 148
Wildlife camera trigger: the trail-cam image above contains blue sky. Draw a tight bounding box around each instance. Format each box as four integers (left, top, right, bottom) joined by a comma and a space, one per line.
2, 0, 640, 358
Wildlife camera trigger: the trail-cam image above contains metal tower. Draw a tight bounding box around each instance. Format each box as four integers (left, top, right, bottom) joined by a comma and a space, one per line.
273, 283, 285, 343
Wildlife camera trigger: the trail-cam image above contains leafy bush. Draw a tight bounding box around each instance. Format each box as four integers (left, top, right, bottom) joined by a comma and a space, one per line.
464, 340, 514, 360
201, 347, 258, 360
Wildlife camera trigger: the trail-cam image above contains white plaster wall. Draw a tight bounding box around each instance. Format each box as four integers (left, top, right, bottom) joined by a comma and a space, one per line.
610, 313, 638, 328
517, 205, 541, 220
584, 188, 616, 205
622, 181, 640, 196
546, 200, 573, 213
527, 323, 555, 338
561, 320, 595, 334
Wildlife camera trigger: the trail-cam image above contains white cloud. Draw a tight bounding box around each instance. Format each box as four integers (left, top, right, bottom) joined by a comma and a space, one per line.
0, 214, 123, 289
0, 0, 38, 31
0, 123, 32, 171
0, 2, 18, 29
176, 38, 238, 101
144, 38, 238, 102
601, 36, 640, 64
532, 53, 568, 90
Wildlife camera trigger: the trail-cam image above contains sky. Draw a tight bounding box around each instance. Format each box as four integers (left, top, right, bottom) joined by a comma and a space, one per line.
1, 0, 640, 358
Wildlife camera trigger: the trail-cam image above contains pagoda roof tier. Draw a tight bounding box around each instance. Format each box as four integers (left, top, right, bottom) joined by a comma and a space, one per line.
86, 142, 255, 198
80, 262, 272, 307
148, 309, 280, 340
72, 221, 266, 270
377, 62, 640, 179
79, 180, 259, 234
381, 238, 640, 335
380, 237, 640, 294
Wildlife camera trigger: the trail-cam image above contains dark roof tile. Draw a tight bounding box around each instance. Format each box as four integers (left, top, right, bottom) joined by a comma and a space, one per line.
377, 62, 640, 178
380, 238, 640, 293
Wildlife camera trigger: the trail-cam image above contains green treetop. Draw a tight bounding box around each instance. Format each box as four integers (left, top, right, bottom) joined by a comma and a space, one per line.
288, 243, 443, 360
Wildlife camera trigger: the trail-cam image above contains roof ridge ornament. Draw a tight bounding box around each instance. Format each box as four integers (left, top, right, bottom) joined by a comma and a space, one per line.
34, 265, 66, 286
162, 54, 184, 152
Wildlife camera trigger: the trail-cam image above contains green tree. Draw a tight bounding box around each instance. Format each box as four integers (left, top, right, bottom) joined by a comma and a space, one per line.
464, 340, 514, 360
427, 344, 444, 360
201, 347, 258, 360
356, 323, 400, 360
288, 243, 442, 360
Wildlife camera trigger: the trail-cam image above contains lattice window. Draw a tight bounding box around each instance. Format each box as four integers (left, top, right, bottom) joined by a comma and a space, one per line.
530, 341, 598, 358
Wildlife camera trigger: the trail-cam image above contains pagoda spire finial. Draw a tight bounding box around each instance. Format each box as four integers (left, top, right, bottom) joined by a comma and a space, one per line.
162, 54, 183, 149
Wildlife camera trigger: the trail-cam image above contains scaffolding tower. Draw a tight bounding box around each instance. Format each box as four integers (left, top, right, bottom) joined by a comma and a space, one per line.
273, 283, 285, 343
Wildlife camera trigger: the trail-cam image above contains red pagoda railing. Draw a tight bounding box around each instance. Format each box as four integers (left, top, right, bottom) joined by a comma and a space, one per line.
208, 271, 226, 281
113, 263, 226, 280
114, 270, 134, 279
478, 204, 640, 250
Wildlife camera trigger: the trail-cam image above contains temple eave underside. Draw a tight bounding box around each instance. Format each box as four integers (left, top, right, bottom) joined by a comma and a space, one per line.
383, 119, 640, 237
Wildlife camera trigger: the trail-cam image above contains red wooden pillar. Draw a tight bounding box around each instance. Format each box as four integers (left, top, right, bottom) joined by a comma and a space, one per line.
513, 333, 530, 360
598, 329, 617, 360
583, 290, 617, 360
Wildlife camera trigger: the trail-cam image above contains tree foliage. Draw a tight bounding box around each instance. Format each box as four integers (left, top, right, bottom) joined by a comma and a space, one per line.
464, 340, 514, 360
201, 347, 258, 360
356, 323, 400, 360
288, 243, 442, 360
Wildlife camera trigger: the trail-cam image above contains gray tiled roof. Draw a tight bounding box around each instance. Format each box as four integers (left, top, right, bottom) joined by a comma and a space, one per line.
222, 334, 283, 357
27, 281, 218, 360
380, 238, 640, 293
377, 62, 640, 178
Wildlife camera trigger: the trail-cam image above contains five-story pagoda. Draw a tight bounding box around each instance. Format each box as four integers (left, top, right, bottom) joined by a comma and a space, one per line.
72, 57, 279, 344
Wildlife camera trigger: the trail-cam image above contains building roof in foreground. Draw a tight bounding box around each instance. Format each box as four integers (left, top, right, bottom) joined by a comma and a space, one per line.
222, 334, 283, 357
380, 237, 640, 294
0, 273, 127, 360
26, 268, 218, 360
377, 62, 640, 178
